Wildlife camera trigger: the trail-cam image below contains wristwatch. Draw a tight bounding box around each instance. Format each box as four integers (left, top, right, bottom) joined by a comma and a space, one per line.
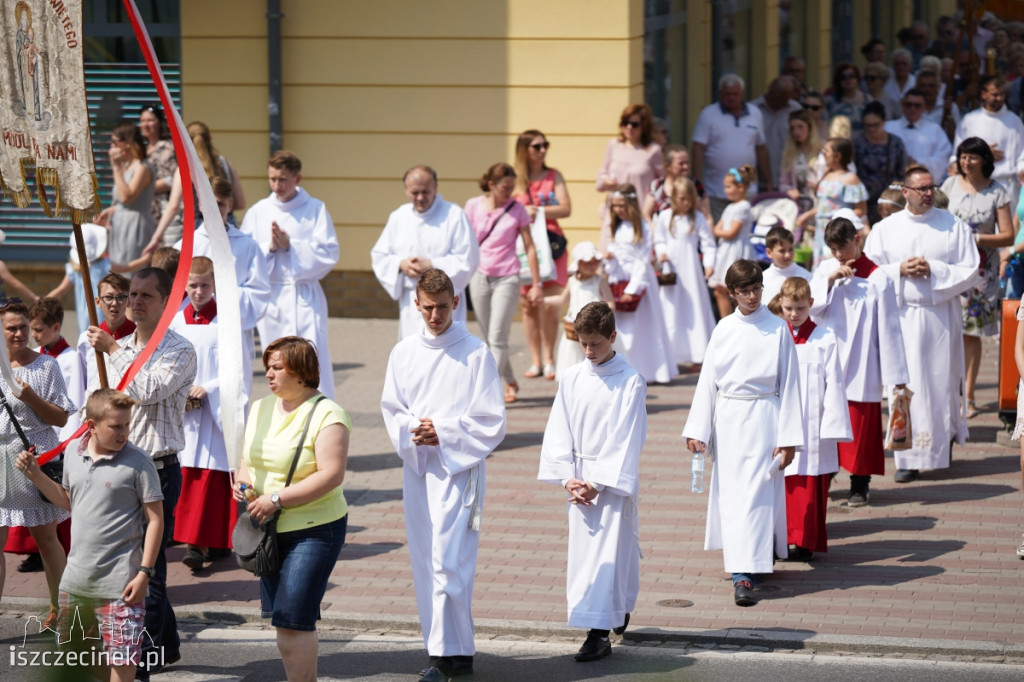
138, 566, 154, 578
271, 492, 282, 511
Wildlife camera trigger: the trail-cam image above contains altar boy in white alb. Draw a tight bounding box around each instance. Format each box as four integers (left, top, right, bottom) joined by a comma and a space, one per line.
683, 259, 803, 608
371, 165, 479, 340
863, 166, 979, 482
539, 301, 646, 663
241, 150, 339, 398
380, 268, 506, 682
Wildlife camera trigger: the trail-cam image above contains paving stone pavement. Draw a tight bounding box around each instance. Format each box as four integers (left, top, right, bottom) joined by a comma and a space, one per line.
4, 316, 1024, 656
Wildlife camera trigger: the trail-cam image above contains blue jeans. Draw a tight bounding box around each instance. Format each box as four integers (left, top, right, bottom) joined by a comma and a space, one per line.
139, 461, 182, 675
732, 572, 756, 586
261, 515, 347, 631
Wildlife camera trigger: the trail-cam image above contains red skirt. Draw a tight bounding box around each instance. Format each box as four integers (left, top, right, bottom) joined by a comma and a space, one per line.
4, 519, 72, 554
785, 474, 830, 553
173, 468, 236, 549
837, 400, 885, 476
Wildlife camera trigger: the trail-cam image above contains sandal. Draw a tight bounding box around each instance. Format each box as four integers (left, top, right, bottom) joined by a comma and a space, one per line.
966, 401, 979, 419
523, 365, 542, 379
543, 363, 556, 380
504, 383, 519, 404
42, 606, 59, 630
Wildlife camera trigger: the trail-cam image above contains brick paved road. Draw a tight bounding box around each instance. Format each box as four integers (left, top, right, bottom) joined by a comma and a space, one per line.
5, 317, 1023, 653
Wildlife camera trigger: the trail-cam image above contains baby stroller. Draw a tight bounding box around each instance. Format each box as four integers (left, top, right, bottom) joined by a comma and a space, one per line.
749, 192, 813, 268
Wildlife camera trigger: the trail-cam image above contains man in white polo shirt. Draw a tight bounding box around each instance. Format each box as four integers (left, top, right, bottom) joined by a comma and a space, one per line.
952, 74, 1024, 206
692, 74, 771, 222
752, 76, 803, 191
884, 89, 952, 183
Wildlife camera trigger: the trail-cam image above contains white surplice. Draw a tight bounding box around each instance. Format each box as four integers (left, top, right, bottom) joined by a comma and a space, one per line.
538, 352, 646, 630
863, 207, 980, 470
380, 321, 506, 657
762, 262, 812, 305
240, 187, 339, 398
605, 220, 675, 383
175, 222, 271, 400
785, 325, 852, 477
169, 312, 228, 472
53, 344, 83, 441
682, 305, 804, 573
653, 209, 717, 364
371, 196, 480, 340
810, 257, 910, 402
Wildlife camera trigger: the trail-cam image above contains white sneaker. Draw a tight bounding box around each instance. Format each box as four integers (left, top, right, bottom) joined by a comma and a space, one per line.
1017, 534, 1024, 558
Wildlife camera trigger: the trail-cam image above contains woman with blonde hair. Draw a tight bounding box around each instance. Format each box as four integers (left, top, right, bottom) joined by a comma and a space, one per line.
512, 129, 572, 381
187, 121, 246, 210
779, 109, 823, 200
596, 104, 664, 248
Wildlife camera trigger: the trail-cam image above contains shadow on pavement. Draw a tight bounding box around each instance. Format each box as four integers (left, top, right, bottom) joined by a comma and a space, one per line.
168, 579, 258, 606
826, 514, 938, 539
339, 541, 405, 560
866, 482, 1017, 506
346, 452, 403, 472
495, 431, 545, 451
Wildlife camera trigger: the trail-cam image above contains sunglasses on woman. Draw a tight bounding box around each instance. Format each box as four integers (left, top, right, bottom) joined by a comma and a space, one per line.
529, 142, 550, 151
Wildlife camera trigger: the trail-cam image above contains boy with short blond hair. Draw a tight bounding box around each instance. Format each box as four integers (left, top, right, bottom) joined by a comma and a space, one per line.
761, 226, 811, 303
775, 277, 851, 561
168, 257, 232, 571
16, 388, 163, 682
539, 301, 647, 662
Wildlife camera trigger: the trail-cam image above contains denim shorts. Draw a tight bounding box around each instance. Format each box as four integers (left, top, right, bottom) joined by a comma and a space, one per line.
260, 515, 347, 631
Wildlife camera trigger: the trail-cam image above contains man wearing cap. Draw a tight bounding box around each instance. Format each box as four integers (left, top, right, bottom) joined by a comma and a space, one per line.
371, 165, 479, 340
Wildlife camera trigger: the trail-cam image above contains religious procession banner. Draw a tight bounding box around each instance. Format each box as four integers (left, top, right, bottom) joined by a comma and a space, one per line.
0, 0, 100, 222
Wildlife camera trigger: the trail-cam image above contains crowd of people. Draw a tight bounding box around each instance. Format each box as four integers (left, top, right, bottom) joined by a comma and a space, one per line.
3, 9, 1024, 682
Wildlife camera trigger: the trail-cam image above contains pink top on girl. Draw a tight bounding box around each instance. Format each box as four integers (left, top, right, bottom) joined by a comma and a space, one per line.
464, 196, 532, 278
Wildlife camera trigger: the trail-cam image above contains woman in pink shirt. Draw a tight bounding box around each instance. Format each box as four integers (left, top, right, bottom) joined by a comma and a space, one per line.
465, 163, 543, 403
597, 104, 664, 248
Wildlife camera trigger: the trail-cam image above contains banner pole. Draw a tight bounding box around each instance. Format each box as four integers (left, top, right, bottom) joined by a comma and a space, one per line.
72, 222, 108, 388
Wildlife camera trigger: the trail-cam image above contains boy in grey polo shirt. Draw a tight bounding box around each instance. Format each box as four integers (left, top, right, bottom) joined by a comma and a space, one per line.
18, 388, 163, 681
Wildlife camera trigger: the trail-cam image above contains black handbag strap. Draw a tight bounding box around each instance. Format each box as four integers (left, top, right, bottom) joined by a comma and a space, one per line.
283, 395, 327, 489
476, 201, 515, 247
0, 386, 31, 450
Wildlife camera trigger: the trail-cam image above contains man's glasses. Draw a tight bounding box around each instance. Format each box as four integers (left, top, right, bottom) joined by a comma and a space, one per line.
100, 294, 129, 304
905, 185, 937, 194
529, 142, 550, 151
732, 285, 763, 297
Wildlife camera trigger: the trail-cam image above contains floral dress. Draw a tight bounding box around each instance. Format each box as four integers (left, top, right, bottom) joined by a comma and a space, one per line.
940, 176, 1009, 337
0, 354, 76, 527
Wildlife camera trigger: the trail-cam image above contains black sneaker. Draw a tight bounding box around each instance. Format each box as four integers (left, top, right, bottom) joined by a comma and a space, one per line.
894, 469, 919, 483
788, 545, 814, 562
17, 554, 43, 573
734, 580, 756, 606
181, 548, 205, 571
848, 491, 869, 507
575, 632, 612, 662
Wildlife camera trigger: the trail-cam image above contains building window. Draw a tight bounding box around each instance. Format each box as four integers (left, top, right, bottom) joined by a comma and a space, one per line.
644, 0, 686, 143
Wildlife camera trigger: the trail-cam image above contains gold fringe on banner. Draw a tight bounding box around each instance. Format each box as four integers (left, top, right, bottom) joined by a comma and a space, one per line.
0, 160, 34, 209
36, 167, 102, 224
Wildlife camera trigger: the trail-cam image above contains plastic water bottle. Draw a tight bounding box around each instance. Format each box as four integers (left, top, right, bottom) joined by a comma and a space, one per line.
547, 191, 558, 206
690, 452, 705, 493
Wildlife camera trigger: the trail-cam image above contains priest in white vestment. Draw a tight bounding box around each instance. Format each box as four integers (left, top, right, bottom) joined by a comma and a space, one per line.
683, 259, 803, 607
175, 177, 270, 401
380, 269, 506, 682
863, 168, 980, 480
371, 166, 479, 340
241, 151, 339, 399
539, 301, 646, 662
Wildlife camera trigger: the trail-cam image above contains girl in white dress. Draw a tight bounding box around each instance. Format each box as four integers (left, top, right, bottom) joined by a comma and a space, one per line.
709, 165, 755, 319
655, 176, 717, 368
544, 242, 617, 381
603, 184, 675, 384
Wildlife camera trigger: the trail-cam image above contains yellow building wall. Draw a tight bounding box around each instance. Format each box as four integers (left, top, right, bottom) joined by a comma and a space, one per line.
180, 0, 645, 274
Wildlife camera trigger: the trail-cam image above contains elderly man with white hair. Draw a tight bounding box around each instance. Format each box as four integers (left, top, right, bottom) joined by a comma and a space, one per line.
691, 74, 771, 222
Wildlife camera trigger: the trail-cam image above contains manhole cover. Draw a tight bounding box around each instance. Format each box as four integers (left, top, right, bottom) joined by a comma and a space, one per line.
656, 599, 694, 608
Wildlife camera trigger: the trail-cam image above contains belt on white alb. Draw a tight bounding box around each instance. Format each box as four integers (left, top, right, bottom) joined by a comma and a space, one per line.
719, 391, 778, 400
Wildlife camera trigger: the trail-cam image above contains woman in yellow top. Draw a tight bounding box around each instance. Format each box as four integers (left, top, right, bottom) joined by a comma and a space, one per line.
233, 336, 350, 681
